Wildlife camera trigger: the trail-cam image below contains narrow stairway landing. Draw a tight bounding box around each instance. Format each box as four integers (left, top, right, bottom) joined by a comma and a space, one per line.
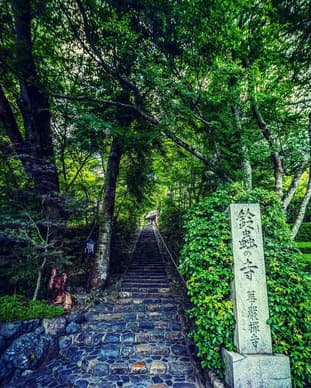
9, 225, 207, 388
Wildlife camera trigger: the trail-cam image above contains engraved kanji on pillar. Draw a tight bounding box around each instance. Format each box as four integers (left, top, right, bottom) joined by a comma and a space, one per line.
229, 204, 272, 354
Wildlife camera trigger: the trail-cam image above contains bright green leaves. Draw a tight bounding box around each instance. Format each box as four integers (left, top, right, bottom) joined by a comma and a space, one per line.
179, 188, 235, 375
0, 295, 63, 322
180, 184, 311, 386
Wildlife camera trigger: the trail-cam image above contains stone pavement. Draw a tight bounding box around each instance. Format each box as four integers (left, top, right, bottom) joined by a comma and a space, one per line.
8, 226, 207, 388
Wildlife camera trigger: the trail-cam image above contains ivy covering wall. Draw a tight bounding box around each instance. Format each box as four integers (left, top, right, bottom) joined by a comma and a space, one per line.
179, 184, 311, 387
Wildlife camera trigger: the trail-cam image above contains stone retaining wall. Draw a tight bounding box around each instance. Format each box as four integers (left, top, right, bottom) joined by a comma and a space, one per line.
0, 313, 85, 385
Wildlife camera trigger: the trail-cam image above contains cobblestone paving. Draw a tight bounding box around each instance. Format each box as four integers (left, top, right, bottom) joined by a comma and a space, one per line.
9, 226, 207, 388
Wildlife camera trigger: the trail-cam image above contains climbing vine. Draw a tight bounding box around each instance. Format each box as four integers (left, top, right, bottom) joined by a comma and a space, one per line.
180, 184, 311, 387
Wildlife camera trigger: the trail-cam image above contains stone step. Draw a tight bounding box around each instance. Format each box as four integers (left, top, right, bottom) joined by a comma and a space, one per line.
116, 297, 177, 305
80, 311, 184, 326
126, 267, 166, 270
119, 291, 178, 299
63, 338, 189, 358
124, 277, 167, 281
52, 360, 101, 386
83, 311, 183, 328
109, 305, 176, 314
124, 272, 167, 276
112, 303, 179, 315
75, 328, 186, 345
127, 261, 164, 264
57, 357, 198, 387
125, 273, 167, 277
6, 359, 69, 388
73, 325, 185, 347
124, 274, 168, 279
126, 269, 165, 272
121, 287, 171, 293
8, 225, 205, 388
123, 279, 169, 284
88, 301, 179, 314
124, 274, 168, 277
127, 260, 163, 263
122, 282, 170, 288
121, 287, 171, 292
60, 345, 194, 375
126, 264, 165, 267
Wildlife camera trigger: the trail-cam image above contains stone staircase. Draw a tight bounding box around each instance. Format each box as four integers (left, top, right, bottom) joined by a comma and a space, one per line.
8, 225, 207, 388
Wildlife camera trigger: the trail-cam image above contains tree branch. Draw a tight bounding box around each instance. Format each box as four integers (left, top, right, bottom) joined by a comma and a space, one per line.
252, 104, 274, 147
160, 130, 207, 162
52, 93, 209, 164
252, 103, 284, 197
287, 98, 311, 106
291, 113, 311, 239
193, 113, 216, 132
75, 0, 140, 98
53, 93, 136, 110
65, 153, 92, 193
59, 3, 209, 164
0, 84, 24, 147
283, 161, 308, 210
232, 104, 252, 190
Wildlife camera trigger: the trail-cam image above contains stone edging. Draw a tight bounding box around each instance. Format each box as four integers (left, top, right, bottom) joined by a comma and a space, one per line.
0, 313, 85, 385
207, 370, 226, 388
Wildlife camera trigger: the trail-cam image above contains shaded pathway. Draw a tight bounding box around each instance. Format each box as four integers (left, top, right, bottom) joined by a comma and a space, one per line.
10, 225, 206, 387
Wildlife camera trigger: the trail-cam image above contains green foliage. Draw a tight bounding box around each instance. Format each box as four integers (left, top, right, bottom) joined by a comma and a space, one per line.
295, 242, 311, 272
0, 0, 310, 358
110, 220, 137, 275
0, 261, 38, 298
299, 253, 311, 272
159, 197, 184, 256
295, 241, 311, 252
180, 184, 311, 387
0, 295, 63, 322
295, 222, 311, 242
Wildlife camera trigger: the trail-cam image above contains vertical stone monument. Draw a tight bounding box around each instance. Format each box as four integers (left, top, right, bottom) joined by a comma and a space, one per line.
222, 203, 292, 388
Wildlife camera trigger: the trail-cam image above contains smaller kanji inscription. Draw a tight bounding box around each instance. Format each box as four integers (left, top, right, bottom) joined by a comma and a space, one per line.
248, 305, 258, 321
247, 290, 257, 304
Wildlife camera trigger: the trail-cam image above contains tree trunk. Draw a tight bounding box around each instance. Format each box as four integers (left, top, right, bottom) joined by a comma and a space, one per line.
232, 105, 253, 190
243, 155, 253, 190
91, 138, 123, 288
12, 0, 59, 195
291, 168, 311, 239
33, 254, 47, 301
272, 153, 284, 198
252, 104, 284, 197
291, 113, 311, 239
283, 162, 307, 210
244, 56, 283, 197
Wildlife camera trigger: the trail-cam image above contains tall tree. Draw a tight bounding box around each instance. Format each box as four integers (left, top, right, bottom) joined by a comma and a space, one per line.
91, 137, 123, 287
0, 0, 59, 199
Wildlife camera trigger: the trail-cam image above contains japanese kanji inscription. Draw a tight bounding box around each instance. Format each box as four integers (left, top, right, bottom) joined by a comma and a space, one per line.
229, 204, 272, 354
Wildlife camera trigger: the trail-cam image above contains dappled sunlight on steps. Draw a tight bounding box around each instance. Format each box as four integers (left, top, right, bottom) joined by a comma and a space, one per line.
8, 225, 207, 388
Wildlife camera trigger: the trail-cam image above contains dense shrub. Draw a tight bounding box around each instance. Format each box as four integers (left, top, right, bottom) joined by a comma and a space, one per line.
295, 222, 311, 242
0, 295, 64, 322
180, 184, 311, 387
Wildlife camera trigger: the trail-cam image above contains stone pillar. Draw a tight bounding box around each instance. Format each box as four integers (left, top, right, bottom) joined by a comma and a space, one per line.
222, 203, 292, 388
230, 204, 271, 354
